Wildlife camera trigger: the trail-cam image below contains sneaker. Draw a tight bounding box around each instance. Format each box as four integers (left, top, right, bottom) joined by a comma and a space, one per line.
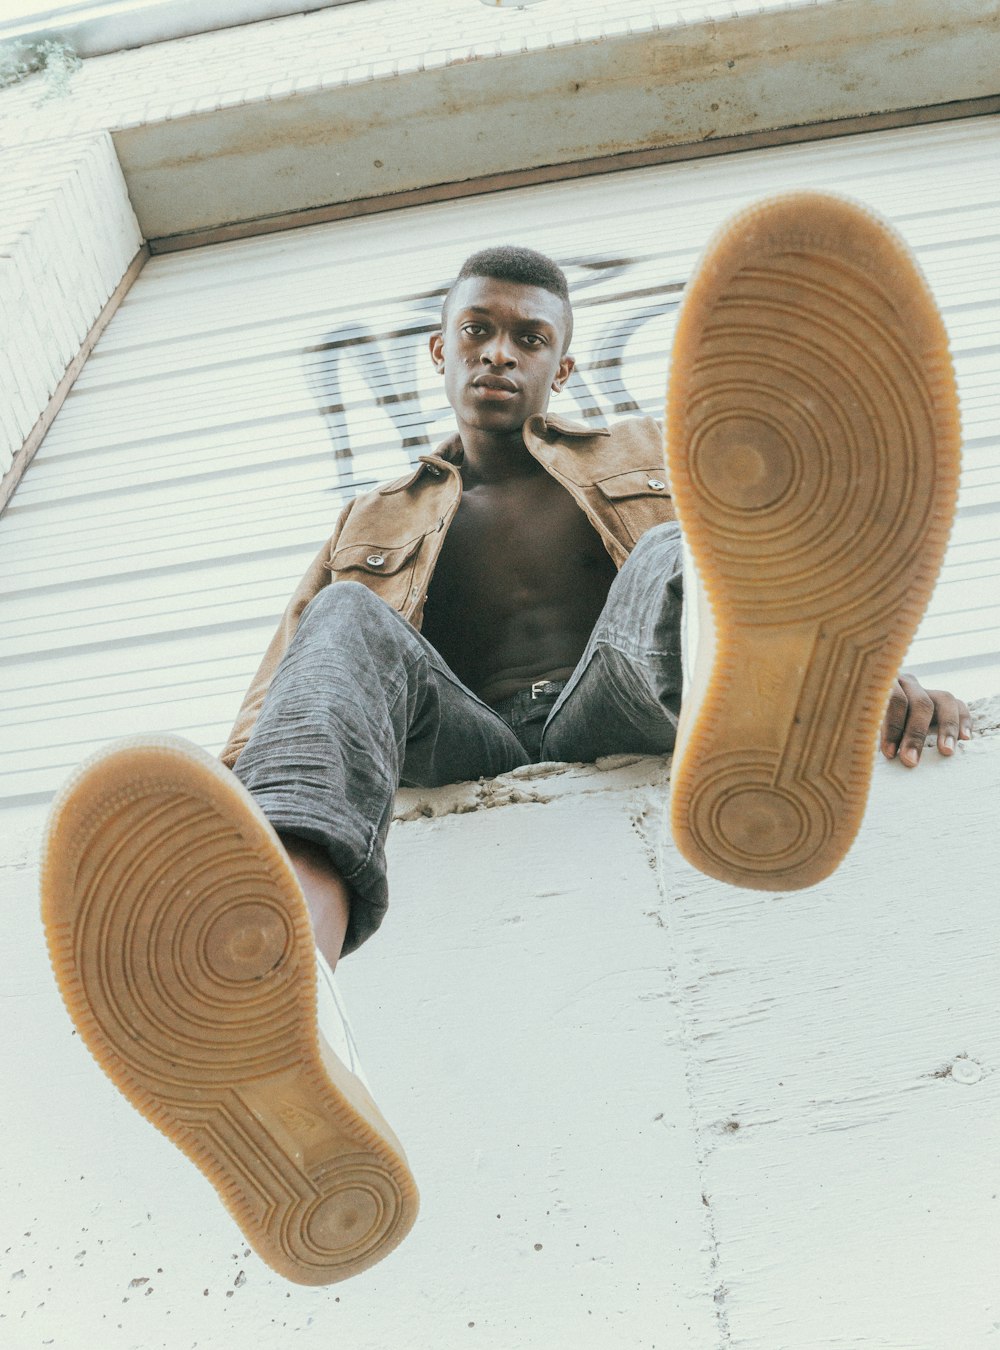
40, 735, 418, 1284
666, 191, 961, 889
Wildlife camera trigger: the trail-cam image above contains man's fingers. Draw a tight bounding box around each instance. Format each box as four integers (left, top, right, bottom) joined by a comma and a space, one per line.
882, 678, 972, 766
931, 690, 962, 755
896, 675, 934, 768
881, 681, 909, 759
959, 701, 973, 742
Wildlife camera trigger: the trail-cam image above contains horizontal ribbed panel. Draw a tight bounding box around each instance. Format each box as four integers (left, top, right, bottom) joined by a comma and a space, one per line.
2, 115, 998, 806
0, 133, 143, 476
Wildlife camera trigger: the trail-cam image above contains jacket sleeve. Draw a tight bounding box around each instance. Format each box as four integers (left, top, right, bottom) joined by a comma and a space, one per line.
218, 499, 355, 769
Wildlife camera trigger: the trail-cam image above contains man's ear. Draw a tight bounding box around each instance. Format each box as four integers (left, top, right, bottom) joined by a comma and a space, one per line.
429, 331, 445, 371
552, 353, 575, 393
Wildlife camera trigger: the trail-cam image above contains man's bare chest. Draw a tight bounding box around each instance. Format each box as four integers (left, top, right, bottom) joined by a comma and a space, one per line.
429, 473, 616, 613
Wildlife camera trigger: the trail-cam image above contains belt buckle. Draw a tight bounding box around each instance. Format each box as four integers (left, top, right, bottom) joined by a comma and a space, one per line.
530, 680, 549, 700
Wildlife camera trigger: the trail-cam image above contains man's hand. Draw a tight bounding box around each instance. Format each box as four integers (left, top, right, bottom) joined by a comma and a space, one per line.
880, 673, 972, 767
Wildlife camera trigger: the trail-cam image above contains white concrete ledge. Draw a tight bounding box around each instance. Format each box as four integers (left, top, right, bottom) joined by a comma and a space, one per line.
3, 700, 998, 1346
395, 692, 1000, 820
394, 751, 673, 822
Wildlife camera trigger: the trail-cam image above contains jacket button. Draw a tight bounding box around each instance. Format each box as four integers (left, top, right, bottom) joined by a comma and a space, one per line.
366, 554, 385, 567
647, 478, 666, 490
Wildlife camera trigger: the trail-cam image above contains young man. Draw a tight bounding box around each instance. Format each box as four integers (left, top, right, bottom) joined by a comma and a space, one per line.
42, 193, 970, 1286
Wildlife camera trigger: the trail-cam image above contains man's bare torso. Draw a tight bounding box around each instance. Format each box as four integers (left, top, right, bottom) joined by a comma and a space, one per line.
420, 464, 617, 705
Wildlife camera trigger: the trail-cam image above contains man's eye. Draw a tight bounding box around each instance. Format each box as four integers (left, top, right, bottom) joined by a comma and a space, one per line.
523, 334, 545, 346
462, 324, 485, 336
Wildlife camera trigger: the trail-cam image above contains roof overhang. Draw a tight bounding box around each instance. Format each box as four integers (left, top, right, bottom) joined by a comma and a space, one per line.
103, 0, 1000, 250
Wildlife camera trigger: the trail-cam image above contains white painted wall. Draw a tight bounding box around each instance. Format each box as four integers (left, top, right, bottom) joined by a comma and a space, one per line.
0, 132, 142, 480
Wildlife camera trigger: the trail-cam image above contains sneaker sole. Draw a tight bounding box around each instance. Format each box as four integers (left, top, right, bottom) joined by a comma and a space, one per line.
40, 735, 419, 1285
666, 192, 961, 889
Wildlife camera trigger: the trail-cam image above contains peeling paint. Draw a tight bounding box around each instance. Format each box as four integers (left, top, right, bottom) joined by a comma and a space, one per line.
394, 753, 670, 822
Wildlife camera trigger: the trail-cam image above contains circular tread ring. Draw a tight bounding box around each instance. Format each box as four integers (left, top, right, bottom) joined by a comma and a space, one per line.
281, 1155, 405, 1274
681, 252, 941, 621
70, 785, 303, 1088
683, 752, 836, 876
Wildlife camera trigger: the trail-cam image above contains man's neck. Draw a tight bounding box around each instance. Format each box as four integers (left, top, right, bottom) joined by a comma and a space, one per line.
455, 418, 545, 488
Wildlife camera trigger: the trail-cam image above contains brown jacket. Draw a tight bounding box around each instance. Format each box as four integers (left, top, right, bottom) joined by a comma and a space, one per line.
220, 411, 673, 768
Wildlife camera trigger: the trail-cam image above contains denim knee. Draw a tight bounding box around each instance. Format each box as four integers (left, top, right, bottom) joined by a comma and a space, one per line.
628, 519, 683, 562
302, 579, 395, 627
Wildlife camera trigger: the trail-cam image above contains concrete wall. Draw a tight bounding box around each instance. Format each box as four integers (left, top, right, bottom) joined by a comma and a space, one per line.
3, 710, 998, 1348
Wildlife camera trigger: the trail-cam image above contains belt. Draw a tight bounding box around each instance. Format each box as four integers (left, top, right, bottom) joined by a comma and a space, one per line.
492, 679, 568, 717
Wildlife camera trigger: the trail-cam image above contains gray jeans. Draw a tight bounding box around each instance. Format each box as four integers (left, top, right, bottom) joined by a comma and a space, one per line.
234, 521, 684, 954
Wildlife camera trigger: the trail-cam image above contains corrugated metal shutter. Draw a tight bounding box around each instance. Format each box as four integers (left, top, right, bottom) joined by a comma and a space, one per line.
2, 115, 998, 808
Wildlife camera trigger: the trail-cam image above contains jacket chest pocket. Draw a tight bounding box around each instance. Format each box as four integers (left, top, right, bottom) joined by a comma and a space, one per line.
594, 468, 675, 546
326, 537, 424, 613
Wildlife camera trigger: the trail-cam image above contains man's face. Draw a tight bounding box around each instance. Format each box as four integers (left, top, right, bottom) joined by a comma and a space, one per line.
429, 276, 575, 434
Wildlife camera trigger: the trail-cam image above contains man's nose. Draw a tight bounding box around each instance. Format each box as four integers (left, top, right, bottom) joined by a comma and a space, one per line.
480, 336, 516, 366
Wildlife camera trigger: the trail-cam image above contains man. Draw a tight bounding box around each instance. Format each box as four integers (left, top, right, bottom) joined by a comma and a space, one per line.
41, 192, 970, 1286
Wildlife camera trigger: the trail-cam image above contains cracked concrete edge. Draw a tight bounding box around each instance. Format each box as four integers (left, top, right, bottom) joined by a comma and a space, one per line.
393, 692, 1000, 824
1, 695, 996, 868
393, 751, 673, 823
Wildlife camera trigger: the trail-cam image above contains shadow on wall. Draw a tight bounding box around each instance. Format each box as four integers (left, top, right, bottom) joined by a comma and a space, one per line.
302, 255, 686, 492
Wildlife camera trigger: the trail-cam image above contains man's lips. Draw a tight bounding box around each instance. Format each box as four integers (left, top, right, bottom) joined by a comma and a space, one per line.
472, 376, 519, 395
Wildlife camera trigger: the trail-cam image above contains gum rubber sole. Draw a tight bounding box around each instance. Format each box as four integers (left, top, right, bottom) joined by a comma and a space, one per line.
40, 735, 418, 1285
666, 192, 961, 890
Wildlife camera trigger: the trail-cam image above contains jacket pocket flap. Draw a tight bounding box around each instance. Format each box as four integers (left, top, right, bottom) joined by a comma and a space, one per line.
327, 537, 422, 576
596, 468, 670, 501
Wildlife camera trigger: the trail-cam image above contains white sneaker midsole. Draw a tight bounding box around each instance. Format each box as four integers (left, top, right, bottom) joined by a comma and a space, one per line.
313, 946, 372, 1093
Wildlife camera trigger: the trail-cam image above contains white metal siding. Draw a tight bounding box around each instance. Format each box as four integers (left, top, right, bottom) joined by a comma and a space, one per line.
1, 115, 999, 807
0, 133, 142, 477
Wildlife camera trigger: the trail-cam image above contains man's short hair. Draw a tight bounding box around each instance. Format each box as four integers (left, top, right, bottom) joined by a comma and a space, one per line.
442, 245, 573, 353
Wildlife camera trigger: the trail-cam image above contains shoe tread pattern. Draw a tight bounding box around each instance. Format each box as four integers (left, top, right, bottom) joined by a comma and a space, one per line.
667, 193, 961, 889
40, 735, 418, 1284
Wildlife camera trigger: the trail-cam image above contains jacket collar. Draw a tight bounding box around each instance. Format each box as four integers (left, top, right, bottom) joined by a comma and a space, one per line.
528, 410, 611, 440
379, 412, 610, 494
430, 410, 611, 460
